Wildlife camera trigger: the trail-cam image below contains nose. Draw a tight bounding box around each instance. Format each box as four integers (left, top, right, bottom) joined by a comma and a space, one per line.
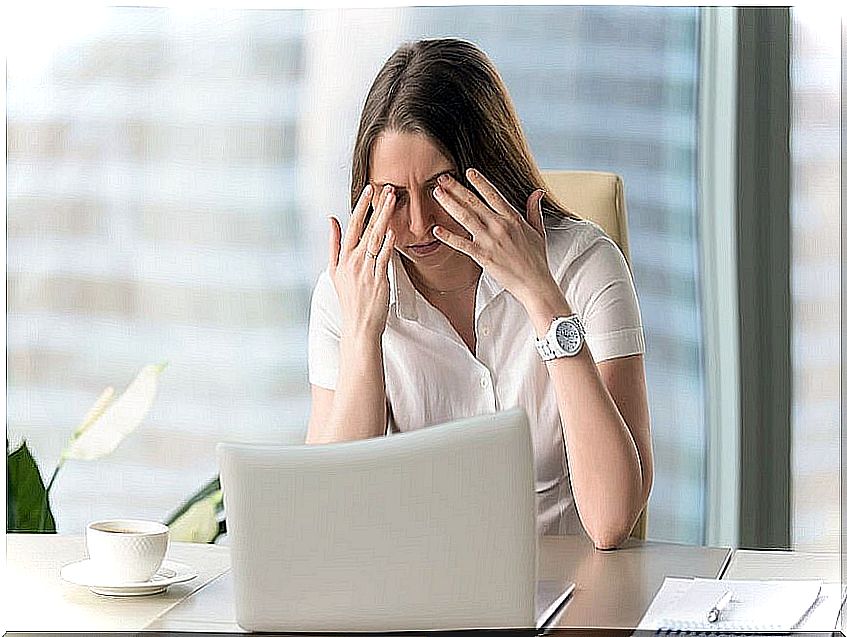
406, 192, 437, 238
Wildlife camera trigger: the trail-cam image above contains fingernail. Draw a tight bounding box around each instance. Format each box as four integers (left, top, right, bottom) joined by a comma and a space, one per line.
466, 168, 477, 179
383, 184, 392, 193
363, 184, 372, 195
437, 173, 449, 185
433, 186, 443, 197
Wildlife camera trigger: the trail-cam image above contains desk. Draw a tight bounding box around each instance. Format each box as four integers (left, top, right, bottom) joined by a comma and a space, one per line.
4, 533, 730, 632
7, 534, 844, 633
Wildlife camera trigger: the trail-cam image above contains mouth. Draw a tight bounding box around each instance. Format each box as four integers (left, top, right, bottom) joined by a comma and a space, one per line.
407, 240, 441, 257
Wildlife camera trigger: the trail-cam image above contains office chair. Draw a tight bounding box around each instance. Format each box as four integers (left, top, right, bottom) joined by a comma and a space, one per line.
541, 170, 647, 541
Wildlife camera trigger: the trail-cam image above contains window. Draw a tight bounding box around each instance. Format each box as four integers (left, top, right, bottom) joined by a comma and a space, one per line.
789, 6, 840, 552
8, 6, 706, 544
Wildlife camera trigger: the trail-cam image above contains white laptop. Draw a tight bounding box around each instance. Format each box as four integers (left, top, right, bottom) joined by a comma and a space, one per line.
217, 407, 574, 632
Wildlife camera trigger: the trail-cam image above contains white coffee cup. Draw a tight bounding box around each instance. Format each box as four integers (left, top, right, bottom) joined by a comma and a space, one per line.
86, 519, 170, 583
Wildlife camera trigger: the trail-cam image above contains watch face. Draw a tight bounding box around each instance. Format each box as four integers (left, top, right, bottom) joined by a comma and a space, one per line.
556, 321, 581, 353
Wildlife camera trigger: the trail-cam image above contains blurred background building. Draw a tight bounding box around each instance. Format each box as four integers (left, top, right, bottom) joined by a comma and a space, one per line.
5, 5, 840, 549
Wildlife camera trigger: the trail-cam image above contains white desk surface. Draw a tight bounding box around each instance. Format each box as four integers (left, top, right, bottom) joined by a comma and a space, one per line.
723, 548, 840, 583
10, 534, 843, 633
4, 533, 230, 632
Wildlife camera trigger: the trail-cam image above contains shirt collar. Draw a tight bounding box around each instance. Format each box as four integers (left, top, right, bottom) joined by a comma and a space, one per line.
389, 255, 507, 323
477, 267, 505, 311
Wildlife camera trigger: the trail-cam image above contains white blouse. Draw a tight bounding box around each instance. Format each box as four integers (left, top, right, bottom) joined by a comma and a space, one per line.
308, 214, 646, 535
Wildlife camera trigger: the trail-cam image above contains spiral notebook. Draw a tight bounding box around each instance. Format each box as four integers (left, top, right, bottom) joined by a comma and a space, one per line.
637, 577, 828, 633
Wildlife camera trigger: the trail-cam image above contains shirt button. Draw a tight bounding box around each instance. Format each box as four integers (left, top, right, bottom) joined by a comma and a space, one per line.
480, 377, 490, 389
480, 326, 491, 337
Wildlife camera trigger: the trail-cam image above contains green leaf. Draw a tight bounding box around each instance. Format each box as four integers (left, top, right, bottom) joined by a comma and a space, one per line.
7, 440, 56, 533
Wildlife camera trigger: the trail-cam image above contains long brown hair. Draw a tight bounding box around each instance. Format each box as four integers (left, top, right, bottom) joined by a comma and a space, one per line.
351, 38, 574, 221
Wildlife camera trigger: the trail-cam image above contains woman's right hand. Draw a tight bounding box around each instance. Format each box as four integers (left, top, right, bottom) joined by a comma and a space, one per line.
328, 183, 397, 338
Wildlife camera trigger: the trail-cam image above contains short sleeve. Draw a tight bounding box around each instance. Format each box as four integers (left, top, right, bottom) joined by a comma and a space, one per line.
307, 270, 342, 390
557, 225, 645, 362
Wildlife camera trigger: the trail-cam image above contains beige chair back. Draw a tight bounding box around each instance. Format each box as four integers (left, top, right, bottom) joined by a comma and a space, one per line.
541, 170, 631, 265
541, 170, 647, 541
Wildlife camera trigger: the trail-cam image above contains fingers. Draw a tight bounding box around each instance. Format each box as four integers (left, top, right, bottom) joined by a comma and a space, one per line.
374, 228, 395, 278
343, 184, 374, 256
369, 184, 386, 229
526, 189, 546, 236
432, 176, 486, 236
465, 168, 518, 218
365, 187, 396, 255
433, 224, 479, 261
328, 216, 342, 270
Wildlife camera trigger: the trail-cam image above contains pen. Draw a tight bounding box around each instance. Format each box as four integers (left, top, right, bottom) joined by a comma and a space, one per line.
707, 590, 733, 623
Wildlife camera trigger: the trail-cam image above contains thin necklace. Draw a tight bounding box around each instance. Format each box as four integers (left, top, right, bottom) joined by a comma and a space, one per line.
410, 271, 480, 297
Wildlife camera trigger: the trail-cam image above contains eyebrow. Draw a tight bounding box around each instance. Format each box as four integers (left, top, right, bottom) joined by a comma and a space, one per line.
371, 169, 455, 191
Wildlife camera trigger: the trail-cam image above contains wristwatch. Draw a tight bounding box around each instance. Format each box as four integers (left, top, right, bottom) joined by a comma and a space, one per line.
535, 315, 586, 361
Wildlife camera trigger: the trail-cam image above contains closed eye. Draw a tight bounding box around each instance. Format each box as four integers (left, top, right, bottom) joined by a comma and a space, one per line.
372, 170, 455, 206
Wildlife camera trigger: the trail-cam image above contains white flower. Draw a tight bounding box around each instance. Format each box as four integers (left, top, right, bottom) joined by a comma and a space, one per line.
62, 363, 167, 461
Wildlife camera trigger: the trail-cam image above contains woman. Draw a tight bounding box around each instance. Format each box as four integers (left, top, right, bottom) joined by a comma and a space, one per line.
306, 38, 652, 550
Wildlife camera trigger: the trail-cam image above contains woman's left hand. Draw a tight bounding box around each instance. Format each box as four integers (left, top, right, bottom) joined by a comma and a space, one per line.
432, 168, 562, 309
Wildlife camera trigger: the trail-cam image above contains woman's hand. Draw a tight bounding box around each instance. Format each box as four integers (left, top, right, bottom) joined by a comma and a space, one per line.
328, 184, 397, 339
433, 168, 561, 306
431, 169, 563, 311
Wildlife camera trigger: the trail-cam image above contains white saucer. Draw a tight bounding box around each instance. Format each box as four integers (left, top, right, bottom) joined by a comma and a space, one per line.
60, 559, 198, 597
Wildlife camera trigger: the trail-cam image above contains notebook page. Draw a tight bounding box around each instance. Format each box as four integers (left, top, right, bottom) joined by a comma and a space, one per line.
689, 578, 822, 631
794, 583, 844, 631
638, 578, 823, 632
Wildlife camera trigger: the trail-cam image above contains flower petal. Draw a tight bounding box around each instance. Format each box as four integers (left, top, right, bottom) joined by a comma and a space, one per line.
168, 490, 222, 543
72, 387, 116, 441
63, 363, 166, 461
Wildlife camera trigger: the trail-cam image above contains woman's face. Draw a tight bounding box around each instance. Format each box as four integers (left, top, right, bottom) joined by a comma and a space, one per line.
368, 131, 473, 275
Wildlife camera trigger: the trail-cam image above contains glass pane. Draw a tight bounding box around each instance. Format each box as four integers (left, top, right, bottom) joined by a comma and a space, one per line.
789, 6, 841, 552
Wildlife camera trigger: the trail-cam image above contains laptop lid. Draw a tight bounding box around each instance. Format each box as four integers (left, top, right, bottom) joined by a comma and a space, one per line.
218, 407, 538, 632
